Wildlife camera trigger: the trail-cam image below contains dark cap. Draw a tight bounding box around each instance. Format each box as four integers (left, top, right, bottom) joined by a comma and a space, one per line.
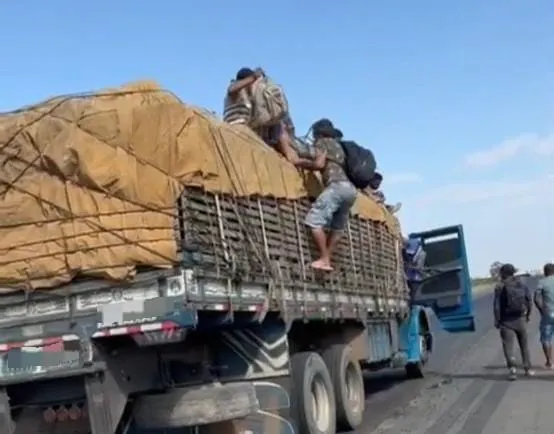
499, 263, 517, 279
236, 67, 255, 80
311, 118, 334, 130
311, 118, 336, 138
368, 171, 383, 190
334, 128, 344, 139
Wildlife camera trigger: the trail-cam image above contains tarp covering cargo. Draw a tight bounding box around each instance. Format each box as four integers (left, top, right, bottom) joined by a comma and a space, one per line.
0, 81, 399, 293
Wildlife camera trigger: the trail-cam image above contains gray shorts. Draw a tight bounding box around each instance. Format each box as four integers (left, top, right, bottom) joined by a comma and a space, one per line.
305, 181, 357, 231
262, 113, 295, 145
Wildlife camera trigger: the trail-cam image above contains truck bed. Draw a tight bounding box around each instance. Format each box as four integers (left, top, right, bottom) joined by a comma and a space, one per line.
0, 187, 409, 334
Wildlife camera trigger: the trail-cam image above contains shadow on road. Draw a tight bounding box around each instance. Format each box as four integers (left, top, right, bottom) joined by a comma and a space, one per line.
483, 364, 512, 370
436, 372, 554, 381
430, 364, 554, 382
363, 369, 422, 394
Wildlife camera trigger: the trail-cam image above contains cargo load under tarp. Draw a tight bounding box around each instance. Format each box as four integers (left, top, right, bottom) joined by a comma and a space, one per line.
0, 81, 399, 293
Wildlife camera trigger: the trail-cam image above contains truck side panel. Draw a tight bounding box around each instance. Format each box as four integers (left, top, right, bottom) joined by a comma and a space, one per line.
179, 187, 409, 318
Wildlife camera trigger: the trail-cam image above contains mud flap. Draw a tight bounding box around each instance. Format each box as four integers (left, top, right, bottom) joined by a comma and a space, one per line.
0, 388, 14, 434
85, 372, 127, 434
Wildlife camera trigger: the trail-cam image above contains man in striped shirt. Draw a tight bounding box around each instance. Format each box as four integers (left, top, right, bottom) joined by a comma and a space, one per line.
223, 68, 258, 125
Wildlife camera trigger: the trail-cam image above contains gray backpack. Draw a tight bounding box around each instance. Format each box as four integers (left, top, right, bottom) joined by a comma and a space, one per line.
249, 76, 289, 128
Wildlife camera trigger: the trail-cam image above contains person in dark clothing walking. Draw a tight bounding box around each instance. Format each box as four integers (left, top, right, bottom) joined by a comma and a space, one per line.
493, 263, 534, 379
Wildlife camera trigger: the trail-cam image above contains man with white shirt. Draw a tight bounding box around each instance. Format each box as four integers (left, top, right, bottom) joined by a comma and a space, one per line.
534, 263, 554, 368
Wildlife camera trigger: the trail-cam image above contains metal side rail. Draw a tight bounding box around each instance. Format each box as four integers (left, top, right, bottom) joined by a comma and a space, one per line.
0, 362, 106, 387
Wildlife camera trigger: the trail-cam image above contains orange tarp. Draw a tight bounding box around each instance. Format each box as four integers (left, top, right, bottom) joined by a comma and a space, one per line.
0, 81, 399, 292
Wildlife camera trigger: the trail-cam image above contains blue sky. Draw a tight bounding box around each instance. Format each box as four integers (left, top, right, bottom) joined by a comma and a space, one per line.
1, 0, 553, 276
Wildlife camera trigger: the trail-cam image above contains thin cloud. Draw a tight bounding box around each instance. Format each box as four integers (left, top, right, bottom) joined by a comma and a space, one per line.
412, 174, 554, 206
385, 172, 422, 185
400, 175, 553, 276
464, 133, 554, 168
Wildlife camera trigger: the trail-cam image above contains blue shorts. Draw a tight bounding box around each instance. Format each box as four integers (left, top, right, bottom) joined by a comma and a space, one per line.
305, 181, 357, 231
540, 315, 554, 343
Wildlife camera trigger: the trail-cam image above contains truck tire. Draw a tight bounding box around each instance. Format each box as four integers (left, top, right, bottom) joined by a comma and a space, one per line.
290, 351, 336, 434
322, 344, 364, 431
406, 332, 429, 379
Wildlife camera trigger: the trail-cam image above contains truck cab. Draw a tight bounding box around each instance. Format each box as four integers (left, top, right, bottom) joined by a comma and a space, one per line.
407, 224, 475, 333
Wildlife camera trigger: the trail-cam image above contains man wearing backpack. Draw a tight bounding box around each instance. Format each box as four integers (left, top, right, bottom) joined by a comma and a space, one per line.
301, 119, 357, 271
493, 263, 534, 379
363, 172, 402, 214
533, 263, 554, 368
225, 67, 299, 164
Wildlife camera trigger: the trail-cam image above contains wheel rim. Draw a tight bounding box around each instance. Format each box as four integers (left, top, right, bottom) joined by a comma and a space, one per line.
345, 362, 363, 413
310, 374, 331, 431
419, 335, 428, 362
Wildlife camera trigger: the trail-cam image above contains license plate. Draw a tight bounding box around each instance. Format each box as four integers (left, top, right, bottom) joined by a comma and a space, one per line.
0, 344, 81, 377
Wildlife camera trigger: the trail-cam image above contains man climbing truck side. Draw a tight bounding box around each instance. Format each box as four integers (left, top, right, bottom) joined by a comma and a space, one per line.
0, 82, 475, 434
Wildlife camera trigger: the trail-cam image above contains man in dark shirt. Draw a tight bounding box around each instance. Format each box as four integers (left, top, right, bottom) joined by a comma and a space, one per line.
493, 263, 534, 379
300, 119, 357, 271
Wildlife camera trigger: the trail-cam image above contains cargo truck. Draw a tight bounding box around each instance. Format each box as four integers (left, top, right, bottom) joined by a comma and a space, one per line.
0, 85, 475, 434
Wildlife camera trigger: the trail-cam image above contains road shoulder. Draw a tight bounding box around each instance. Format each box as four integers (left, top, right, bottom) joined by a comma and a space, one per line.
373, 318, 553, 434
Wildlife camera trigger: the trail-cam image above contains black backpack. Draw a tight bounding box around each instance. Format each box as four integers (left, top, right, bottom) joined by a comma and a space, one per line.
339, 140, 377, 189
500, 281, 527, 317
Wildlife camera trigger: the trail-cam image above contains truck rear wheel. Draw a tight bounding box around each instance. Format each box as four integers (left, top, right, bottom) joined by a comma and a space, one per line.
290, 351, 336, 434
322, 344, 364, 431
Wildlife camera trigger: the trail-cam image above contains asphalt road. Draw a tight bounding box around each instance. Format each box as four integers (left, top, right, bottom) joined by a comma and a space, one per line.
346, 280, 554, 434
349, 291, 498, 433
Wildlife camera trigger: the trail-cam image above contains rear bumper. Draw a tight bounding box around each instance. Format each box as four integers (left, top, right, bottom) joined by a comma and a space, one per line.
0, 362, 105, 387
132, 382, 260, 429
0, 362, 122, 434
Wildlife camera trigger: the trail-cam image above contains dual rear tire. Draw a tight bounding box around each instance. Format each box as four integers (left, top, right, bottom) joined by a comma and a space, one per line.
291, 345, 364, 434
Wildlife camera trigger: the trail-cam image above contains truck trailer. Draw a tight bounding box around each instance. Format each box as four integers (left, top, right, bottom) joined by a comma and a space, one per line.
0, 83, 475, 434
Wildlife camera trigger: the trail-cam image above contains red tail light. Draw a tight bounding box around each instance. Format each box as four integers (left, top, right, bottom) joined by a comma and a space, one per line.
43, 408, 56, 423
56, 407, 69, 422
68, 405, 81, 421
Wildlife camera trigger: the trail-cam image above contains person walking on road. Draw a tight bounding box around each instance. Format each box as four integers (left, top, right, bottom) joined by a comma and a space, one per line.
493, 263, 534, 380
534, 263, 554, 369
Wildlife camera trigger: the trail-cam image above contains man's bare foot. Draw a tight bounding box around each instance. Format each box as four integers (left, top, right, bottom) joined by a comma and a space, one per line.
311, 259, 333, 271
